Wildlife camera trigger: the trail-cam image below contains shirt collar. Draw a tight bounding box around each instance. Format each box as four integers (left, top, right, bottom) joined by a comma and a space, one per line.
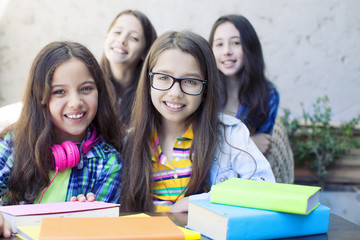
181, 124, 194, 140
153, 124, 194, 145
152, 125, 194, 163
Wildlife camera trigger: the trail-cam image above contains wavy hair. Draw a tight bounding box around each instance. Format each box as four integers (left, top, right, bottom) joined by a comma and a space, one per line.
209, 14, 272, 134
0, 41, 124, 204
121, 31, 221, 212
99, 9, 157, 125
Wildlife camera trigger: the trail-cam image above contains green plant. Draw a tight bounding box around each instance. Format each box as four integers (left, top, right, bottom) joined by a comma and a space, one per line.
281, 96, 360, 186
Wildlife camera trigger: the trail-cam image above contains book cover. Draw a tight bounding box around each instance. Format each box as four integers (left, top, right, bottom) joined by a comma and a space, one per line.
210, 178, 321, 214
187, 199, 330, 240
121, 213, 200, 240
39, 216, 185, 240
177, 226, 201, 240
0, 201, 120, 233
17, 225, 41, 240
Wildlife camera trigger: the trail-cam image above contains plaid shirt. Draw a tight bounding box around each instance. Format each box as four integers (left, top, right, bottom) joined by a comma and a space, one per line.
0, 127, 122, 204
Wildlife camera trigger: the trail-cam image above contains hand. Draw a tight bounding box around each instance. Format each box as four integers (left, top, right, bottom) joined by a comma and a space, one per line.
0, 213, 12, 238
251, 133, 272, 155
70, 193, 96, 202
169, 197, 189, 213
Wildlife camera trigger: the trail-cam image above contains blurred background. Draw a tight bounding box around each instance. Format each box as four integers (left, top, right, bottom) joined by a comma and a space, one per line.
0, 0, 359, 123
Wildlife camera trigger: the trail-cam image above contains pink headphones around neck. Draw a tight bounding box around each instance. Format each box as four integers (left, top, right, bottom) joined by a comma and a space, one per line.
50, 128, 98, 171
38, 128, 100, 204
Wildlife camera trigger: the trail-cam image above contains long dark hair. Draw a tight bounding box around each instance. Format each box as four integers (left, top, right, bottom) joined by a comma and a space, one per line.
121, 31, 221, 212
0, 41, 124, 204
209, 14, 272, 134
99, 10, 157, 125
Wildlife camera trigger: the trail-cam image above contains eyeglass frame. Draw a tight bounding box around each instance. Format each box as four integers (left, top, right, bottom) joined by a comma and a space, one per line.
149, 72, 207, 96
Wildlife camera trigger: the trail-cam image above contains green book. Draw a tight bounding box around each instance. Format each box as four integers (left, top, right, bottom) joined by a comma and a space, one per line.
210, 178, 321, 215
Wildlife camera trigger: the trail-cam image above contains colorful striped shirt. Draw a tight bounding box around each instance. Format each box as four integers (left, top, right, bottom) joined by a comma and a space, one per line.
152, 126, 193, 212
0, 127, 122, 205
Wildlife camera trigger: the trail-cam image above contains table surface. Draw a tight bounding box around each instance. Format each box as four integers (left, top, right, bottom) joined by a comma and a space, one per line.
125, 212, 360, 240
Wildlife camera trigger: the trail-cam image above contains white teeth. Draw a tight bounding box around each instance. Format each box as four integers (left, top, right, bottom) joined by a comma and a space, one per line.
166, 102, 183, 109
67, 113, 84, 119
223, 60, 234, 65
113, 48, 126, 54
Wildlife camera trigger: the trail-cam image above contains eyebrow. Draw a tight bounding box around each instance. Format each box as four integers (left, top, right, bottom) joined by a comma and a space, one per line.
51, 80, 96, 88
214, 36, 241, 41
155, 71, 203, 79
112, 26, 142, 35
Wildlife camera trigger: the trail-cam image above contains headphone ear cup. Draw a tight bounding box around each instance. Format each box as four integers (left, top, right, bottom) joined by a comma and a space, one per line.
61, 141, 81, 168
51, 144, 67, 171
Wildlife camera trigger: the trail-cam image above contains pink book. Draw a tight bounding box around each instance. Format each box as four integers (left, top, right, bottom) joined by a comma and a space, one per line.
0, 201, 120, 233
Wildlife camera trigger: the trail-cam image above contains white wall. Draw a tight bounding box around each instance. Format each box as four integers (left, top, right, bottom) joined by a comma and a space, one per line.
0, 0, 359, 122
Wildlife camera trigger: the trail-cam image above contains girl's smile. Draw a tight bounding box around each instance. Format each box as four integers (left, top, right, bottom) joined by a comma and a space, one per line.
112, 46, 128, 55
65, 112, 85, 119
221, 58, 237, 68
163, 101, 186, 112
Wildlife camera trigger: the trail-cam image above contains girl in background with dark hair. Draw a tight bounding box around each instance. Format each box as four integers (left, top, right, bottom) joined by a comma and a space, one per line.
100, 9, 157, 125
0, 41, 124, 237
121, 31, 274, 213
209, 15, 280, 154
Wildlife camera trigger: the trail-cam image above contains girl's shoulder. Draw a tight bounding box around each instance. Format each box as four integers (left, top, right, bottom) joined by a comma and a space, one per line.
218, 113, 250, 136
218, 113, 249, 135
0, 131, 15, 144
90, 138, 121, 156
267, 82, 280, 98
218, 113, 243, 126
0, 131, 15, 166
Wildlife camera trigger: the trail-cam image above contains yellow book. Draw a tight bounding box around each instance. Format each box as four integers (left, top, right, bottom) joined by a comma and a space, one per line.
178, 226, 201, 240
17, 225, 41, 240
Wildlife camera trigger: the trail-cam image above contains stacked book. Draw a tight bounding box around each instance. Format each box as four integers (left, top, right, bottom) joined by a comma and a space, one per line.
187, 178, 330, 240
0, 202, 201, 239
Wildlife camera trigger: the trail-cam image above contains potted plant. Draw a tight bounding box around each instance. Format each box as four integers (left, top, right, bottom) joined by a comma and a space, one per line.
281, 96, 360, 188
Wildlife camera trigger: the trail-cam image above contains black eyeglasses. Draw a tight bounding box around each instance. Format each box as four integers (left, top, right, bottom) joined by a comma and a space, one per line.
150, 72, 207, 96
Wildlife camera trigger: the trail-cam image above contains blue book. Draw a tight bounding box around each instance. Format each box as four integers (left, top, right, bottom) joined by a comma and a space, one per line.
187, 199, 330, 240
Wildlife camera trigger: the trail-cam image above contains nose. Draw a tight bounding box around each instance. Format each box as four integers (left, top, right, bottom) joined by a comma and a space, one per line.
224, 43, 232, 56
167, 82, 184, 97
68, 92, 83, 109
117, 35, 127, 46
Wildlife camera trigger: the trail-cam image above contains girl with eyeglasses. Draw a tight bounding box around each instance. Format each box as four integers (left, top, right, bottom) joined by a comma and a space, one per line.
209, 15, 280, 155
120, 31, 275, 213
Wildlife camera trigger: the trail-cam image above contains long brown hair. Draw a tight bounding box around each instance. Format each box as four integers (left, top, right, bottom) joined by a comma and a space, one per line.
121, 31, 221, 212
209, 15, 273, 133
0, 41, 124, 205
99, 9, 157, 125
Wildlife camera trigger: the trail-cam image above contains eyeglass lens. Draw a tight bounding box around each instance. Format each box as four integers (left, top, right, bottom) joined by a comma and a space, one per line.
151, 73, 204, 95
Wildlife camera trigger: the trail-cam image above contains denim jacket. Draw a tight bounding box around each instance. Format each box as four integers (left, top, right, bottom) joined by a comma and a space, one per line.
209, 113, 275, 186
